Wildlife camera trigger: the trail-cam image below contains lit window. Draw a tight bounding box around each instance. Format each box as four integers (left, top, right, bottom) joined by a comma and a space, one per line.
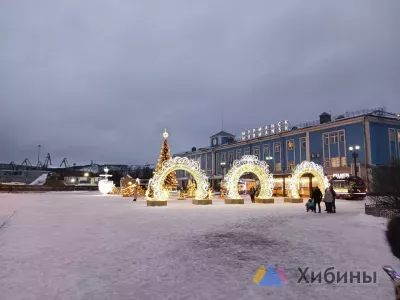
331, 157, 340, 168
288, 161, 295, 170
324, 158, 331, 168
274, 143, 281, 153
287, 140, 294, 150
275, 163, 281, 171
341, 157, 347, 167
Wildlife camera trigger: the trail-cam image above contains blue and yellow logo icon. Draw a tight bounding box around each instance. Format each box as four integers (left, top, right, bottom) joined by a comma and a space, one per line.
253, 264, 288, 286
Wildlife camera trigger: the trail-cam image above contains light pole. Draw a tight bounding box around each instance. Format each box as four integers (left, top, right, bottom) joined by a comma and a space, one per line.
349, 145, 360, 177
220, 161, 226, 175
37, 145, 41, 166
265, 156, 273, 170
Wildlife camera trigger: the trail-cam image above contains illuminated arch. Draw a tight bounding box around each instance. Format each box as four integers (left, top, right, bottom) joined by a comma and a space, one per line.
221, 155, 274, 199
288, 161, 329, 198
146, 157, 209, 201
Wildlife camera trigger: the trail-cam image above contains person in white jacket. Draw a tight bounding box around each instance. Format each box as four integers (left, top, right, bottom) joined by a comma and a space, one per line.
323, 188, 334, 213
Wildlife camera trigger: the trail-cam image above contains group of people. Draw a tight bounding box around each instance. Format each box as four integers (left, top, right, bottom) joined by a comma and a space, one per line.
305, 186, 337, 213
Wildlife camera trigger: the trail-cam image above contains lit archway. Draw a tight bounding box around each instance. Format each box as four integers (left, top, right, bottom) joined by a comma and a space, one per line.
146, 157, 209, 201
221, 155, 274, 199
288, 161, 329, 198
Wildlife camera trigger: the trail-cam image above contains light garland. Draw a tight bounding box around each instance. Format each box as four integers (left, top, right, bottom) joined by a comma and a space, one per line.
108, 186, 120, 195
221, 155, 274, 199
146, 156, 209, 201
288, 161, 329, 198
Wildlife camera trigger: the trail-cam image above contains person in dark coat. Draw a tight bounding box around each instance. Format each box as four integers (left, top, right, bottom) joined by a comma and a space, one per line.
311, 187, 323, 213
249, 186, 256, 203
330, 186, 337, 213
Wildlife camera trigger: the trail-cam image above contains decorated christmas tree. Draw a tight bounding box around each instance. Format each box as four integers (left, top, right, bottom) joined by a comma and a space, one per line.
154, 129, 178, 190
186, 179, 196, 198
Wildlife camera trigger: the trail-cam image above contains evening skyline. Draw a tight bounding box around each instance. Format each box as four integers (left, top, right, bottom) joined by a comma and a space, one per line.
1, 0, 399, 166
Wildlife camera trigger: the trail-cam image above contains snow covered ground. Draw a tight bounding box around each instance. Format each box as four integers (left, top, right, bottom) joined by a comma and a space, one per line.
0, 192, 399, 300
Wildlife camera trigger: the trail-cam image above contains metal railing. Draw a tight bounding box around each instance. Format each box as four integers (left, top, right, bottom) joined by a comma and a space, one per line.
365, 203, 399, 219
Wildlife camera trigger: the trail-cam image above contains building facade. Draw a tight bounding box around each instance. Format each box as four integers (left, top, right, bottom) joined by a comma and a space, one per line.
173, 108, 400, 196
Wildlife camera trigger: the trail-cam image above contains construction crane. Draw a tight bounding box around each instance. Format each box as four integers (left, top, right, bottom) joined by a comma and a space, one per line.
42, 153, 52, 169
60, 158, 70, 168
9, 161, 16, 170
21, 158, 32, 166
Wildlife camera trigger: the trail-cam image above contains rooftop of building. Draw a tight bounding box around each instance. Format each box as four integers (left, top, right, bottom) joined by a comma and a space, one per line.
174, 107, 400, 156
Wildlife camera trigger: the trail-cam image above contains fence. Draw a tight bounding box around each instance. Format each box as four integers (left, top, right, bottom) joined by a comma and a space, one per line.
365, 203, 399, 219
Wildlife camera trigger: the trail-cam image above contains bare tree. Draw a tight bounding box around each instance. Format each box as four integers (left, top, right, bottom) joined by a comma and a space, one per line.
369, 159, 400, 212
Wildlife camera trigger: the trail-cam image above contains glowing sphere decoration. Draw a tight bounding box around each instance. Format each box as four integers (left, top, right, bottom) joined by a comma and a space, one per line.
98, 167, 114, 195
98, 179, 114, 195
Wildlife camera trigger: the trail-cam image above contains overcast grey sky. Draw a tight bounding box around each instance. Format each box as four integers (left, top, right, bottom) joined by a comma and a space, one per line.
1, 0, 399, 166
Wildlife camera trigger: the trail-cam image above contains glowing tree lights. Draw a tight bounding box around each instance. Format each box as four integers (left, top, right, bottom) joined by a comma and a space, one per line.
146, 157, 209, 202
154, 129, 179, 190
288, 161, 329, 199
221, 155, 274, 201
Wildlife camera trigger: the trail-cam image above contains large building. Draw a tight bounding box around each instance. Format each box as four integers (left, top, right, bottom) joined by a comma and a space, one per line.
173, 107, 400, 196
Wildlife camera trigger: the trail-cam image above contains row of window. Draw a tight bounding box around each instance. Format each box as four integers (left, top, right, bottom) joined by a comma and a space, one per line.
389, 128, 400, 160
389, 128, 400, 142
324, 130, 345, 145
324, 157, 347, 168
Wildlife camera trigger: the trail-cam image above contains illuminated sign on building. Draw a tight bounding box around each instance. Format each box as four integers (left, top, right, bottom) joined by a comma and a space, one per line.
242, 121, 290, 141
332, 173, 350, 179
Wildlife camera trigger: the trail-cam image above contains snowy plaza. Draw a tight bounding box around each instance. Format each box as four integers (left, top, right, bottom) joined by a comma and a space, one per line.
0, 192, 398, 300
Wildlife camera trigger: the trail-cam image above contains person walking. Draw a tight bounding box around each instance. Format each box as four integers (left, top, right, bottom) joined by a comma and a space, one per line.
324, 188, 334, 213
311, 187, 323, 213
133, 185, 138, 202
250, 186, 256, 203
330, 186, 337, 213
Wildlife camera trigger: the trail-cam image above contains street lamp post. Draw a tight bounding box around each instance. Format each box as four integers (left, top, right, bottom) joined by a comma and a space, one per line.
220, 161, 226, 175
349, 145, 360, 177
37, 145, 41, 167
265, 156, 273, 170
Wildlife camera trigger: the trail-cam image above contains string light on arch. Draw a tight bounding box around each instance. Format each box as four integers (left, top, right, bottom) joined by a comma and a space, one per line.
288, 161, 329, 198
221, 155, 274, 199
146, 157, 209, 201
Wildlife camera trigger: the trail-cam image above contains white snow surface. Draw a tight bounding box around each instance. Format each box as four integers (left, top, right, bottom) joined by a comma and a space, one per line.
0, 193, 399, 300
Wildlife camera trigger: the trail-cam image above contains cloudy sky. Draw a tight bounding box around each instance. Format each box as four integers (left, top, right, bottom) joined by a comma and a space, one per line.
1, 0, 399, 166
